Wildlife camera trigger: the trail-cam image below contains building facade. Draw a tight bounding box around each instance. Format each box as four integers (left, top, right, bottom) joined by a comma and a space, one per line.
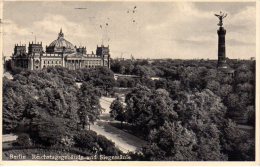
11, 29, 110, 70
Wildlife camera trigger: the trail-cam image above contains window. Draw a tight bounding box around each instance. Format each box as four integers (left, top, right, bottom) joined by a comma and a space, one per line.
35, 60, 40, 64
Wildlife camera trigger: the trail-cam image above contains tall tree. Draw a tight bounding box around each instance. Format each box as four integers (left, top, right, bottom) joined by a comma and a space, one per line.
77, 82, 101, 129
110, 98, 125, 127
125, 85, 177, 136
143, 122, 197, 161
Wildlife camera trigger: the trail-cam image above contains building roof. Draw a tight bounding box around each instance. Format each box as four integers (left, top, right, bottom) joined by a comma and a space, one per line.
48, 29, 76, 53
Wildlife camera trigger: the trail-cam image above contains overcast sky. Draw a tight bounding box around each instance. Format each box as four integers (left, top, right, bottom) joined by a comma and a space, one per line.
2, 1, 256, 59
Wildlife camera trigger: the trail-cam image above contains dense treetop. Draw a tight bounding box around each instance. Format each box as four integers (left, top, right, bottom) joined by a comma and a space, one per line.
4, 58, 255, 161
110, 58, 255, 161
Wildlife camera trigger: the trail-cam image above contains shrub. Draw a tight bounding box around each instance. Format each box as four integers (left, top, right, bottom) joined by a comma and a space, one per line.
15, 133, 32, 147
73, 130, 121, 155
97, 135, 121, 155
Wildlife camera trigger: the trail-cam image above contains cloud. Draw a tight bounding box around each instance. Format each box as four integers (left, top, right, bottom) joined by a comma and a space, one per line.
157, 2, 256, 59
32, 14, 101, 46
3, 19, 31, 36
229, 6, 256, 26
228, 39, 255, 46
3, 14, 102, 55
2, 19, 32, 56
2, 2, 256, 59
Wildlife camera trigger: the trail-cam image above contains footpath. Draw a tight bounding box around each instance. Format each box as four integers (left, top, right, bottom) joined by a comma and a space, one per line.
90, 97, 147, 153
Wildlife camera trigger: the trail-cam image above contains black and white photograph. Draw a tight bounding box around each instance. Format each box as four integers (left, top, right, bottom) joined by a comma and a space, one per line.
1, 0, 258, 163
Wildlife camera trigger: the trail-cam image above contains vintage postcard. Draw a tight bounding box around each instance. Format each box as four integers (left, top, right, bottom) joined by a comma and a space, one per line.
0, 0, 259, 166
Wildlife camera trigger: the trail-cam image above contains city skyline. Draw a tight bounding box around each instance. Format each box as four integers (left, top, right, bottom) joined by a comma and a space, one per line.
2, 1, 256, 59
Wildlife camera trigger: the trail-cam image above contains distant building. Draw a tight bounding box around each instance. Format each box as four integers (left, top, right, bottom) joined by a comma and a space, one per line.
250, 57, 255, 61
11, 29, 110, 70
150, 77, 161, 80
114, 73, 140, 80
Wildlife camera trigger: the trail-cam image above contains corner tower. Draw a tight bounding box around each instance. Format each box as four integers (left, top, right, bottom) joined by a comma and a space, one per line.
96, 45, 110, 68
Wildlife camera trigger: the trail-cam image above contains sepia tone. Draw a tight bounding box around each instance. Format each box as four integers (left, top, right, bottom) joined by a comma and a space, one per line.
1, 1, 257, 163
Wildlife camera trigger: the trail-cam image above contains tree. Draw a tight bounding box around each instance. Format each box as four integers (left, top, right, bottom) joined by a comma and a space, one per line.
110, 98, 125, 127
74, 130, 121, 155
132, 65, 156, 77
3, 79, 32, 133
125, 85, 177, 136
15, 133, 32, 147
219, 84, 233, 98
206, 80, 220, 94
143, 122, 197, 161
116, 78, 128, 88
96, 135, 122, 155
179, 67, 202, 91
76, 67, 115, 95
222, 120, 255, 160
77, 82, 101, 129
173, 89, 228, 160
166, 80, 181, 100
74, 130, 100, 152
175, 89, 226, 127
246, 105, 255, 126
125, 85, 152, 129
3, 67, 80, 135
148, 89, 178, 130
28, 116, 71, 147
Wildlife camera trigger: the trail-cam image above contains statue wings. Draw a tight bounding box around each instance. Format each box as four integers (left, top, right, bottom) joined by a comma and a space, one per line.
214, 12, 227, 18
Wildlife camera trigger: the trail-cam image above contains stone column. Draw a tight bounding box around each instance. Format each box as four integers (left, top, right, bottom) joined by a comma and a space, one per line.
31, 58, 34, 70
217, 27, 227, 68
